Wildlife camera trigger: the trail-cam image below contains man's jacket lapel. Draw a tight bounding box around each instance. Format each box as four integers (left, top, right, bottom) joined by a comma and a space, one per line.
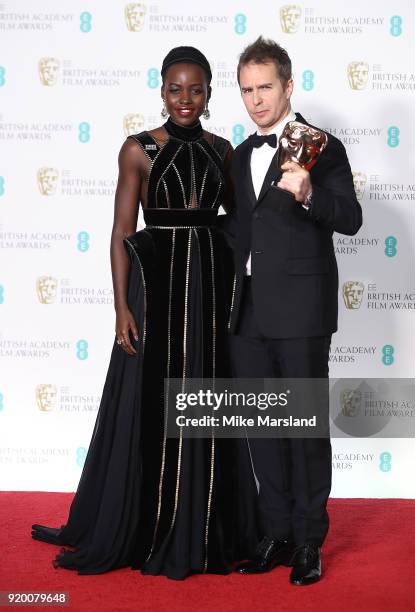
255, 148, 281, 208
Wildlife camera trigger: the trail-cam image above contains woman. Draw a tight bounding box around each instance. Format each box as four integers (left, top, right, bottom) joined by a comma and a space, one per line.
32, 46, 257, 580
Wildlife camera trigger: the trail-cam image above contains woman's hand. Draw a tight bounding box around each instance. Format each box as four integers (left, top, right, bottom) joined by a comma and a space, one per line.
115, 305, 139, 355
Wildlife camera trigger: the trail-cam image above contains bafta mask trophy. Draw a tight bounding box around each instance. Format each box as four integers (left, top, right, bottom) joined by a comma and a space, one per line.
277, 121, 328, 172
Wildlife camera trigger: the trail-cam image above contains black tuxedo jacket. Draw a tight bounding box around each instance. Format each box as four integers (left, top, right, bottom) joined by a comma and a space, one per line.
228, 112, 362, 339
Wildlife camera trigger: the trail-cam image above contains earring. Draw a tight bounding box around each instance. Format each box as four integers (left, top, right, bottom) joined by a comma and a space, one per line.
161, 100, 168, 118
202, 105, 210, 120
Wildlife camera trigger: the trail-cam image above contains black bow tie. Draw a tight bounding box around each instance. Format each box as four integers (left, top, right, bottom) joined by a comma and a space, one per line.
250, 133, 277, 148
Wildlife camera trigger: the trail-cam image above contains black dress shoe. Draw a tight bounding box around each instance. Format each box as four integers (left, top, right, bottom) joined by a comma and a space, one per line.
31, 524, 65, 545
235, 536, 294, 574
290, 544, 321, 585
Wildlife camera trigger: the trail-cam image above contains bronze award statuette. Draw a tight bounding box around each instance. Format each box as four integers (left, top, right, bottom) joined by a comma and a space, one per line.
272, 121, 328, 203
278, 121, 328, 171
273, 121, 328, 202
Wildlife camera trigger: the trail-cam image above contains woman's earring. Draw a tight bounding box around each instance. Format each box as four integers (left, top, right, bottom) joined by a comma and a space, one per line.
161, 100, 168, 118
202, 104, 210, 120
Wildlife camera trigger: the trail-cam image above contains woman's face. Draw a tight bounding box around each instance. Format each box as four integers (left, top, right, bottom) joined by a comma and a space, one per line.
162, 62, 210, 126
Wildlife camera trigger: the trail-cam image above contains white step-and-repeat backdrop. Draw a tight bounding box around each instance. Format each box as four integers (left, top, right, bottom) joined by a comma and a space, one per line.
1, 1, 414, 496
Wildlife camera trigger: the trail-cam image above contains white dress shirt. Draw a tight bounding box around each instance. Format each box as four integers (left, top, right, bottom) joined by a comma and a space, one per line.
246, 109, 297, 275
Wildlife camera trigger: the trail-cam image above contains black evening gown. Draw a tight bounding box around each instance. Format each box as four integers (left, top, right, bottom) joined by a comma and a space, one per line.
31, 121, 258, 580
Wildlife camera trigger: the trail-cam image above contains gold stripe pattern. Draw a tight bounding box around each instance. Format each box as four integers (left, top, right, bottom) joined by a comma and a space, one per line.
210, 181, 222, 210
228, 274, 237, 330
188, 143, 198, 209
156, 144, 184, 205
166, 229, 192, 539
203, 227, 216, 572
123, 238, 147, 348
162, 178, 170, 208
195, 142, 223, 210
199, 165, 209, 208
145, 225, 213, 230
172, 162, 187, 208
145, 228, 176, 562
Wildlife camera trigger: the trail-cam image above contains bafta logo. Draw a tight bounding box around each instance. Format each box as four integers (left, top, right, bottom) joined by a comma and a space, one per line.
125, 3, 146, 31
37, 167, 59, 195
36, 384, 57, 411
347, 61, 369, 90
36, 276, 58, 304
340, 389, 361, 417
280, 5, 302, 33
352, 172, 367, 201
38, 57, 60, 86
342, 281, 364, 310
123, 113, 145, 136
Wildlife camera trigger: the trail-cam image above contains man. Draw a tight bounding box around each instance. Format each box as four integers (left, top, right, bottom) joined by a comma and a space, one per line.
229, 37, 362, 585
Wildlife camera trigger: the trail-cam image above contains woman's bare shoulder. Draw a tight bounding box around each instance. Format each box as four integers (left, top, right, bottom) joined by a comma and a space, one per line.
119, 136, 149, 169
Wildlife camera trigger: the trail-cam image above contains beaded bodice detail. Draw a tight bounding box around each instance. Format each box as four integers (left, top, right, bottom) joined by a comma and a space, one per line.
129, 132, 229, 210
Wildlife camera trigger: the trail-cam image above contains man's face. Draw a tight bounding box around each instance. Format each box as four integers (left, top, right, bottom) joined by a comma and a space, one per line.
239, 61, 293, 133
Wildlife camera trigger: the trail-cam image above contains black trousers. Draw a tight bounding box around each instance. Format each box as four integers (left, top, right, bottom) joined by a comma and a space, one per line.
230, 278, 332, 547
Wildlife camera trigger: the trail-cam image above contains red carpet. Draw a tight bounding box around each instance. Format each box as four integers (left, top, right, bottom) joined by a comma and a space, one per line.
1, 493, 414, 611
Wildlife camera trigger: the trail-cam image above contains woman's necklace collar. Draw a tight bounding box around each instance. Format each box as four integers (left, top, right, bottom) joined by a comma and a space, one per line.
163, 116, 203, 142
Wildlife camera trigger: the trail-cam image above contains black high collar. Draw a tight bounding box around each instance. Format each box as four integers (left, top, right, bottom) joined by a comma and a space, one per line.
164, 117, 203, 142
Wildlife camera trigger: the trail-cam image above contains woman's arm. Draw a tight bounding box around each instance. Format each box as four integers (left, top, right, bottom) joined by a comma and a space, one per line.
110, 138, 144, 355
